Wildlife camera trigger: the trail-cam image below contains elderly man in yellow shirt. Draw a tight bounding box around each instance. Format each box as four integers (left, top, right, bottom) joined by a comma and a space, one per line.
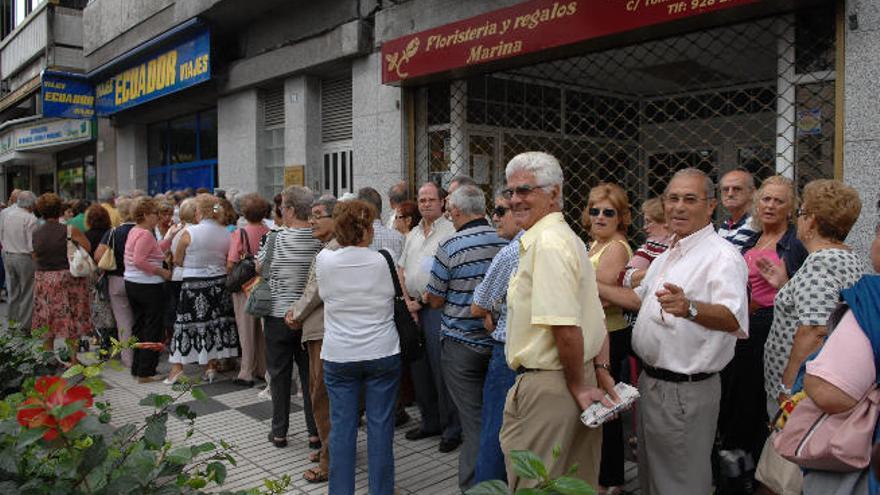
499, 151, 617, 491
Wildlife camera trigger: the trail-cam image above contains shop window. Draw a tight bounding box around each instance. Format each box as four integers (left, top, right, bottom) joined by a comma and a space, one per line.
259, 86, 285, 198
146, 109, 218, 194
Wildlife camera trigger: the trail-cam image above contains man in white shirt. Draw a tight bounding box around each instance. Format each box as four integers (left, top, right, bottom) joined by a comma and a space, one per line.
0, 191, 38, 332
599, 168, 748, 495
397, 181, 461, 452
386, 181, 408, 229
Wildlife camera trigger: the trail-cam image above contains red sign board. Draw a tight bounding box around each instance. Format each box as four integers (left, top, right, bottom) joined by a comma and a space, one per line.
382, 0, 759, 84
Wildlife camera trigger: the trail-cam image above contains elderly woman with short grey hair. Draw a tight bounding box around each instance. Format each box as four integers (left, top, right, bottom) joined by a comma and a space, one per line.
259, 186, 324, 450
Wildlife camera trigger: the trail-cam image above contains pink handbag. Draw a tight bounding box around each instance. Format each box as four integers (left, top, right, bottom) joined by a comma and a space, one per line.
773, 385, 880, 472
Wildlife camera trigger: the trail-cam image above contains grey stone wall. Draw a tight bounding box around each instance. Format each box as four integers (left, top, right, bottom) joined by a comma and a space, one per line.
843, 0, 880, 263
217, 90, 260, 194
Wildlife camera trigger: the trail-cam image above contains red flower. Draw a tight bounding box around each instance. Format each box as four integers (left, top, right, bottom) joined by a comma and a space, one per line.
16, 376, 94, 440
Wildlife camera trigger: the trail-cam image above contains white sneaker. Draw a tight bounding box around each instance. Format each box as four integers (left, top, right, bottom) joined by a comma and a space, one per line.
257, 385, 271, 400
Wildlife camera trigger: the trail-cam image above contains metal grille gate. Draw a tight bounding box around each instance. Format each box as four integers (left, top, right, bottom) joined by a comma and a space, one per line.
412, 4, 838, 240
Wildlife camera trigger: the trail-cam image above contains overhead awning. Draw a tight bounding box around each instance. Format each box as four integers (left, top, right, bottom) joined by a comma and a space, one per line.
0, 117, 95, 164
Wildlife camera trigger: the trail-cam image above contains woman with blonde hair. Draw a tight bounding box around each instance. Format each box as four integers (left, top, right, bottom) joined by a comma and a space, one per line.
718, 175, 807, 472
165, 194, 236, 384
582, 182, 632, 494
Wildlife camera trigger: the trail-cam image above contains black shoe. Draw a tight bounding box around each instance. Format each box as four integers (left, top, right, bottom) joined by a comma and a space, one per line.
438, 437, 461, 453
395, 410, 411, 428
268, 432, 287, 448
405, 427, 440, 441
231, 378, 255, 387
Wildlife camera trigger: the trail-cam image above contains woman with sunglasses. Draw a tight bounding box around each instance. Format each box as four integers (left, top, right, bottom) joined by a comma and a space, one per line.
582, 182, 633, 495
392, 200, 421, 236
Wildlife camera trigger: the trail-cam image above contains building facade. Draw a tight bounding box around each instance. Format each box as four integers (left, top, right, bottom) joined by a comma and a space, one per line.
0, 0, 875, 258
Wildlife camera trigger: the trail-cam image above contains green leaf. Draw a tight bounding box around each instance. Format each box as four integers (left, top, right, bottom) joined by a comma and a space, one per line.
187, 476, 208, 489
61, 364, 85, 378
82, 365, 102, 378
192, 441, 216, 455
113, 423, 137, 443
552, 444, 562, 461
550, 476, 595, 495
564, 463, 579, 477
0, 446, 18, 475
139, 393, 173, 409
510, 450, 548, 481
166, 446, 194, 465
173, 405, 191, 419
465, 479, 509, 495
516, 489, 548, 495
190, 387, 208, 401
16, 425, 45, 449
207, 461, 227, 484
143, 416, 167, 448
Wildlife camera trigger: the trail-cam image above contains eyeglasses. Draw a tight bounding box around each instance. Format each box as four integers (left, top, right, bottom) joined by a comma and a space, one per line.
309, 214, 331, 221
663, 194, 707, 206
418, 197, 440, 204
720, 186, 745, 193
492, 206, 509, 217
588, 207, 616, 218
395, 214, 410, 220
796, 208, 810, 217
501, 183, 549, 200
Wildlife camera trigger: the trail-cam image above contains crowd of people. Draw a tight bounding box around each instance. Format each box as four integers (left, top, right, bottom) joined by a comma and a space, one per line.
0, 151, 877, 495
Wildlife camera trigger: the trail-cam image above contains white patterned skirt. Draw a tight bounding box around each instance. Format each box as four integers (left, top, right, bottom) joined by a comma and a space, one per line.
169, 276, 239, 365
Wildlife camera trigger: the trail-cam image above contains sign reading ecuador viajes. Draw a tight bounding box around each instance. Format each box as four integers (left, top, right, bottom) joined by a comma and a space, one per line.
381, 0, 759, 84
96, 29, 211, 115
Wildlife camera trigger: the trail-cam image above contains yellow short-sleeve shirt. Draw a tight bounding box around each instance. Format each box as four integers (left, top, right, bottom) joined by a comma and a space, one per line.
505, 212, 606, 370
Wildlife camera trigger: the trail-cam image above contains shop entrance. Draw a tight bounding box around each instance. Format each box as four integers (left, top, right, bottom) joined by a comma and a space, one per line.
413, 5, 838, 240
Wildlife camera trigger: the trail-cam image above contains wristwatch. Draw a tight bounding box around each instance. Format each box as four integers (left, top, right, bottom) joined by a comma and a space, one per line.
686, 300, 698, 321
594, 362, 611, 373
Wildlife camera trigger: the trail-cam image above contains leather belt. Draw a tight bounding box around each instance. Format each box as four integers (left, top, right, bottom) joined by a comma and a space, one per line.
643, 364, 715, 383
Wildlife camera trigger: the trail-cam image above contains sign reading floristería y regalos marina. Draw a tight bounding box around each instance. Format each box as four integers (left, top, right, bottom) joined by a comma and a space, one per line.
381, 0, 759, 84
41, 72, 95, 119
96, 30, 211, 116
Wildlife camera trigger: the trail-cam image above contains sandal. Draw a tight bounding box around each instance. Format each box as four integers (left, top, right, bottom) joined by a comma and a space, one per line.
267, 432, 287, 448
303, 467, 328, 484
309, 450, 321, 463
308, 437, 322, 450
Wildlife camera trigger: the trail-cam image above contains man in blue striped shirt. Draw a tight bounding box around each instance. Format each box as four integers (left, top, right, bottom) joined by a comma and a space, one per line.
427, 184, 507, 492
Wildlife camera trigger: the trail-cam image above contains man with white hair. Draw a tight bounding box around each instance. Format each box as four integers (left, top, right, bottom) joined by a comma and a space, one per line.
0, 191, 38, 331
426, 184, 506, 492
98, 187, 122, 227
499, 152, 615, 490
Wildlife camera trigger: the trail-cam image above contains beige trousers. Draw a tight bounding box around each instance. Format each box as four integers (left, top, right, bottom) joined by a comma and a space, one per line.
500, 367, 601, 490
231, 291, 266, 381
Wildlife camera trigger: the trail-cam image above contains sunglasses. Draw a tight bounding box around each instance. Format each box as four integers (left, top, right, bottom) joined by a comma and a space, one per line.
501, 183, 549, 199
493, 206, 509, 217
588, 207, 617, 218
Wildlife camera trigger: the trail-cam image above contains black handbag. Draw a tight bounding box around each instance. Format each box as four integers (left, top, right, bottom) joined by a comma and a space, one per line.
377, 249, 425, 364
227, 229, 256, 292
245, 232, 277, 317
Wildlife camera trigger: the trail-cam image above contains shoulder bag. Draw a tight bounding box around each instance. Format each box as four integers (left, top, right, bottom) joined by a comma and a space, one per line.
68, 225, 97, 278
226, 228, 256, 292
245, 231, 277, 317
97, 228, 117, 271
377, 249, 424, 364
773, 385, 880, 471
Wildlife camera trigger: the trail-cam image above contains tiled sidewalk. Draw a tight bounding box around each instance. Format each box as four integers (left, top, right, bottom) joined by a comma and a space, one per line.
99, 360, 461, 494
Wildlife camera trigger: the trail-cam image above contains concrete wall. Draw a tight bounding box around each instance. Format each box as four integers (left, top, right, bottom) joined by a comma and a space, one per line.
114, 124, 148, 193
96, 118, 117, 191
217, 89, 260, 193
351, 51, 404, 207
843, 0, 880, 263
374, 0, 520, 46
284, 76, 322, 192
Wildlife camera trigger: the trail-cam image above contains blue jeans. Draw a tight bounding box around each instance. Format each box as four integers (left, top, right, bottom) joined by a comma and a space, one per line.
474, 340, 517, 484
324, 353, 401, 495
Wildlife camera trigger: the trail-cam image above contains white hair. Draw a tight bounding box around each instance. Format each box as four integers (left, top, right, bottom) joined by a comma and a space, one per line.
666, 168, 716, 199
447, 185, 486, 216
16, 191, 36, 208
504, 151, 564, 208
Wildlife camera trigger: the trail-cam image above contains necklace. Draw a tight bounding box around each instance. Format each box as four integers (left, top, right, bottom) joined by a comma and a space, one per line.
755, 232, 783, 251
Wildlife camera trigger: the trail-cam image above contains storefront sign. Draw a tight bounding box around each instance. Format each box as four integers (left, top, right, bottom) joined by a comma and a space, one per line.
41, 72, 95, 119
15, 120, 93, 151
95, 30, 211, 115
382, 0, 759, 84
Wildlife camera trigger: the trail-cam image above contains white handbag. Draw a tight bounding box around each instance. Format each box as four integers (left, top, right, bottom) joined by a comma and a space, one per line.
67, 225, 96, 278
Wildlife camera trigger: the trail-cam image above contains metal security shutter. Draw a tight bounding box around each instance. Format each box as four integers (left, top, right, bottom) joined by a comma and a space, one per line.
413, 5, 839, 242
321, 75, 352, 143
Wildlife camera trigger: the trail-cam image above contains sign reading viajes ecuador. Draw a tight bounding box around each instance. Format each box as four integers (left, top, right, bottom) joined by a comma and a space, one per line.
41, 71, 95, 119
95, 29, 211, 116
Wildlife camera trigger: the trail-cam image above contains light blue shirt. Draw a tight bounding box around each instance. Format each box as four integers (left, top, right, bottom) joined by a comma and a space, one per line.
472, 230, 524, 343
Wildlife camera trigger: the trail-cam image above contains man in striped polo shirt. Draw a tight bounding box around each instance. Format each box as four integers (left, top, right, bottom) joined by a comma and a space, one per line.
427, 184, 507, 492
